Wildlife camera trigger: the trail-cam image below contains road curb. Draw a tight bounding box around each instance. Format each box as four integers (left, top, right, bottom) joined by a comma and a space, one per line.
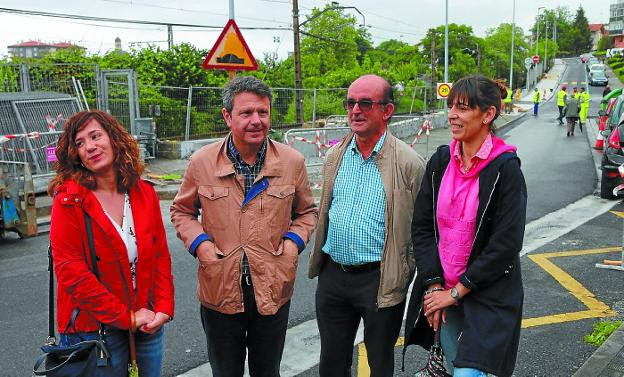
573, 322, 624, 376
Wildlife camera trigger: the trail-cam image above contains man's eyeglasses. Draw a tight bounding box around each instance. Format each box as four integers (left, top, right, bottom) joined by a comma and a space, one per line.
343, 99, 388, 111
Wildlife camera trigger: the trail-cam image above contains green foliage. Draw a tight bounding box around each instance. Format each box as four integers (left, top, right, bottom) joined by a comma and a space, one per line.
584, 320, 622, 347
299, 5, 370, 76
160, 173, 182, 181
597, 36, 615, 52
610, 61, 624, 70
269, 129, 284, 142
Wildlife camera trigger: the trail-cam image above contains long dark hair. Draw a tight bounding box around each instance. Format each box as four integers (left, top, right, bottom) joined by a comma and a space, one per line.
48, 110, 144, 196
447, 75, 505, 133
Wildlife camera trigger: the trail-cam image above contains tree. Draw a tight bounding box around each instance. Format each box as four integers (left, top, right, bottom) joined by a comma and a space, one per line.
419, 24, 480, 82
597, 36, 615, 52
570, 6, 592, 55
531, 7, 573, 56
300, 5, 371, 78
483, 23, 529, 89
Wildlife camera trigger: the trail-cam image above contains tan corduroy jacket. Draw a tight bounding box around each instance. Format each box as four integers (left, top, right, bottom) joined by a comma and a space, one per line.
171, 136, 318, 315
308, 131, 425, 308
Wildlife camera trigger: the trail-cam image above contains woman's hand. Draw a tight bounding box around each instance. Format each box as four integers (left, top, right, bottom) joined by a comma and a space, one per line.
140, 312, 170, 334
134, 308, 155, 330
423, 286, 456, 331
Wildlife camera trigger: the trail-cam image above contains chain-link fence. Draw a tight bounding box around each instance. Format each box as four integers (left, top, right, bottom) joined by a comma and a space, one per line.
0, 62, 448, 141
0, 62, 99, 108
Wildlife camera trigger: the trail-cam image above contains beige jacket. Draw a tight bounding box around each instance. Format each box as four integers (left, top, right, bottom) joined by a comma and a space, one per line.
308, 131, 425, 308
171, 136, 318, 315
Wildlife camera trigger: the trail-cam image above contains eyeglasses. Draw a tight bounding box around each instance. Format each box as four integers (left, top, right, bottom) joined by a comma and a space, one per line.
343, 99, 388, 111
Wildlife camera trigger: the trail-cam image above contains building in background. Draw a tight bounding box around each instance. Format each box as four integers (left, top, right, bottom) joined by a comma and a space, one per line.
589, 24, 608, 51
607, 0, 624, 48
7, 41, 85, 59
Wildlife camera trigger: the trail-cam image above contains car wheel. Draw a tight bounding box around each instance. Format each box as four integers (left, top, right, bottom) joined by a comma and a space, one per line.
600, 171, 617, 199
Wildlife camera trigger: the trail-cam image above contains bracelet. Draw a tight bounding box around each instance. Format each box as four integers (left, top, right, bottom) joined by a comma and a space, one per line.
423, 287, 444, 296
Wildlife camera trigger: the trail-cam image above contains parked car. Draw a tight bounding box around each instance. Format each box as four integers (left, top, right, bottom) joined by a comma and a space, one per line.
600, 95, 624, 198
589, 63, 606, 74
590, 70, 609, 86
586, 57, 600, 71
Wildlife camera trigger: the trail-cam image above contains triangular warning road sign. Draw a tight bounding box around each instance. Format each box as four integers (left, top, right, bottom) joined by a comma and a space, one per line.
202, 19, 258, 71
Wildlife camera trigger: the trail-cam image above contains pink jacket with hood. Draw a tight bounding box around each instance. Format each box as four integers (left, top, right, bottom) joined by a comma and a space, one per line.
436, 134, 517, 289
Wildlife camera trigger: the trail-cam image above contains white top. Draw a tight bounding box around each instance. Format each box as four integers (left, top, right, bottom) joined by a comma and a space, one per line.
103, 193, 138, 289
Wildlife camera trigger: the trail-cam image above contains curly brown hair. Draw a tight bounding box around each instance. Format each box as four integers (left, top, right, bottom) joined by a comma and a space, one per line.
47, 110, 144, 196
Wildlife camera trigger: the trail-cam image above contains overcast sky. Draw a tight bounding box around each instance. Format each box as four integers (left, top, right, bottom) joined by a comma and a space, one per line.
0, 0, 611, 61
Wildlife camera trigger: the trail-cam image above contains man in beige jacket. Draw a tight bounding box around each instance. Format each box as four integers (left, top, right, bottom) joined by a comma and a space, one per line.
171, 76, 318, 377
308, 74, 425, 377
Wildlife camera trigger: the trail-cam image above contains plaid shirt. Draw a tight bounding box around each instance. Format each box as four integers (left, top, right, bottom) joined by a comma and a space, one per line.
226, 135, 267, 275
322, 133, 387, 265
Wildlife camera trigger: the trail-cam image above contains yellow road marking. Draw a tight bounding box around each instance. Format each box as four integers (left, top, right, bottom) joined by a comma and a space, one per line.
356, 247, 620, 375
523, 247, 618, 328
610, 210, 624, 218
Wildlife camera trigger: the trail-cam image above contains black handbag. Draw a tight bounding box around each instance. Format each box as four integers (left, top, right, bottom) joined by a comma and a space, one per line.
33, 212, 111, 376
414, 327, 452, 377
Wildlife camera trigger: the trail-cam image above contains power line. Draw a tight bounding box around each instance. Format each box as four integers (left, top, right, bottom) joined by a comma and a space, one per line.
0, 7, 288, 30
97, 0, 290, 26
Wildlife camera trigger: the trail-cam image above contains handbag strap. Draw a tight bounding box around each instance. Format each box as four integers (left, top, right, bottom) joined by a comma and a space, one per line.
47, 244, 55, 343
46, 211, 103, 343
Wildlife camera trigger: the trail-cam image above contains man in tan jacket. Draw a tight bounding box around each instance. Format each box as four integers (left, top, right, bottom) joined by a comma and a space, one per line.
171, 76, 318, 377
308, 74, 425, 377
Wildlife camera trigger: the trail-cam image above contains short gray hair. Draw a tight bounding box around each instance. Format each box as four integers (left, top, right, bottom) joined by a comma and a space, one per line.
222, 76, 272, 113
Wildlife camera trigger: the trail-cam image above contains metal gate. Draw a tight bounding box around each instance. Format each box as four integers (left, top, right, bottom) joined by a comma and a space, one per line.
98, 69, 140, 134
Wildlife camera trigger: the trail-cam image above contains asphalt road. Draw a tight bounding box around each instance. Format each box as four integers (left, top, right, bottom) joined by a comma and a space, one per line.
1, 58, 623, 377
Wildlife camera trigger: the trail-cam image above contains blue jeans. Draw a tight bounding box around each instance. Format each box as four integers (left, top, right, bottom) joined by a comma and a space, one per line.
440, 306, 487, 377
60, 326, 164, 377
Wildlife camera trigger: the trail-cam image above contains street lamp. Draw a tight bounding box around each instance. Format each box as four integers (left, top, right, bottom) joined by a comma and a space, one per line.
291, 1, 365, 126
462, 44, 480, 73
536, 7, 545, 74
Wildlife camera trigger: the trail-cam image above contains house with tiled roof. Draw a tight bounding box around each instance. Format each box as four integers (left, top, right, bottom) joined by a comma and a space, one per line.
589, 24, 608, 50
7, 41, 85, 59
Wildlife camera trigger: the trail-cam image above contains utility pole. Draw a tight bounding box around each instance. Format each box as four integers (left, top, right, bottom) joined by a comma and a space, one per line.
167, 25, 173, 49
545, 23, 549, 71
509, 0, 515, 89
444, 0, 449, 84
292, 0, 303, 126
431, 33, 436, 109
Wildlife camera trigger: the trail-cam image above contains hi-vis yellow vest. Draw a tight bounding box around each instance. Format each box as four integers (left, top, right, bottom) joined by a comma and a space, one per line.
504, 89, 512, 103
557, 90, 566, 106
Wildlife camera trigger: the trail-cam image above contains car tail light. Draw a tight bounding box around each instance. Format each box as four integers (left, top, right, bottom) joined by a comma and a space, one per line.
608, 129, 621, 150
606, 170, 619, 178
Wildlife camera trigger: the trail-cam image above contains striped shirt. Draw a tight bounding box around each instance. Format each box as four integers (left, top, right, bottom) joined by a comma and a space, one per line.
226, 135, 267, 275
322, 133, 387, 265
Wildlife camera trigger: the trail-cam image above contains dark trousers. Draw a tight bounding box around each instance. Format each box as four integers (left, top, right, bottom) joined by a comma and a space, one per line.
533, 103, 539, 115
315, 257, 405, 377
200, 276, 290, 377
557, 105, 565, 122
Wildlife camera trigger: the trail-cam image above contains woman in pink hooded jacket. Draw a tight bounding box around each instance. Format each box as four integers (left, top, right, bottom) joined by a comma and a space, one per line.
404, 76, 527, 377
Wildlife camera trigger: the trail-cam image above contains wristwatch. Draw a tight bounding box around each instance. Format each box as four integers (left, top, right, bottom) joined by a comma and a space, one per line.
450, 287, 460, 302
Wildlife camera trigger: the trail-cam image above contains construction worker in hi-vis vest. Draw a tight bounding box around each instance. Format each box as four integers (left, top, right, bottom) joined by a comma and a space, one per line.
533, 88, 541, 116
504, 88, 513, 113
556, 85, 567, 125
579, 87, 590, 133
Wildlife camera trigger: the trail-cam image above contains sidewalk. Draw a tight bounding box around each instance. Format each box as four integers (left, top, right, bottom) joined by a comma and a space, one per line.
573, 59, 624, 377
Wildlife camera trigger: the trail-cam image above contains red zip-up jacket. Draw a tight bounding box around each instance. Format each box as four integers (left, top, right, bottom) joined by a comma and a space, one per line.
50, 179, 174, 333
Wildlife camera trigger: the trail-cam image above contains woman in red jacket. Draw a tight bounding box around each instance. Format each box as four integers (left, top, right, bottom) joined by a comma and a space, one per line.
48, 110, 174, 376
